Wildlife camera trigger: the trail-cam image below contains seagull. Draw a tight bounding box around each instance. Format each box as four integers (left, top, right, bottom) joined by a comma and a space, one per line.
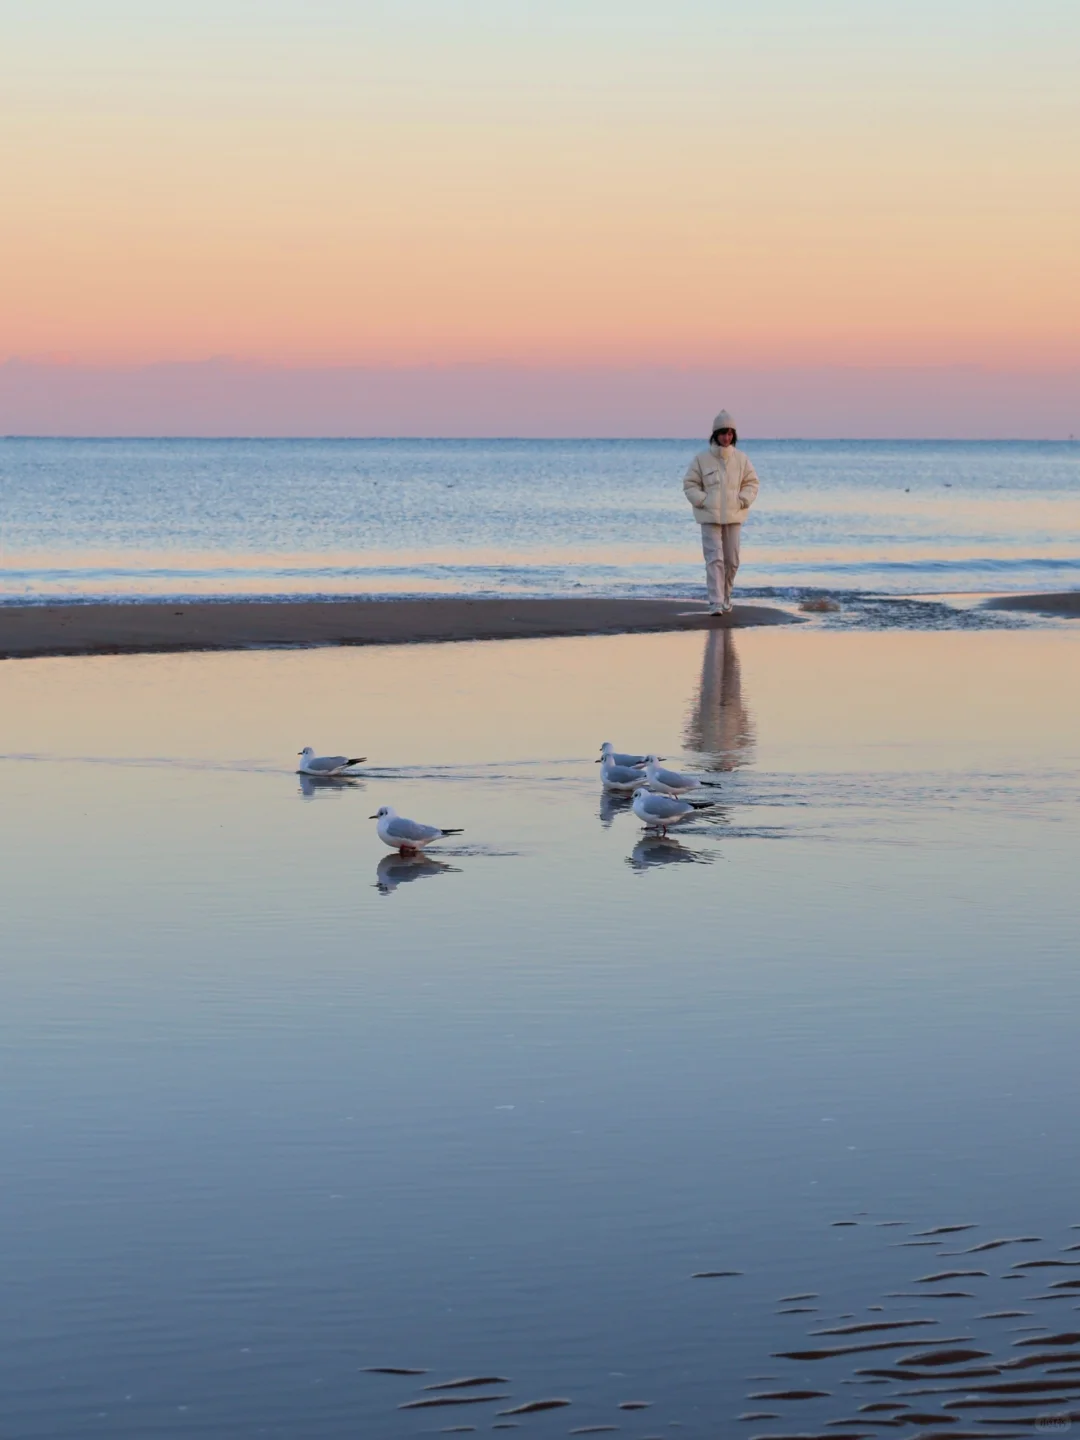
643, 755, 720, 797
370, 805, 463, 853
600, 755, 647, 792
597, 741, 659, 768
297, 747, 366, 776
631, 786, 717, 836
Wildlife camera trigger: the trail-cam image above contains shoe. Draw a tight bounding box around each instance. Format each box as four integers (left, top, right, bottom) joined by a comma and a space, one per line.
707, 606, 724, 615
721, 601, 734, 614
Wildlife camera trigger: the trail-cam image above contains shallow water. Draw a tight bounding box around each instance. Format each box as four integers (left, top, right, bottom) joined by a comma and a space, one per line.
1, 628, 1079, 1438
1, 437, 1078, 603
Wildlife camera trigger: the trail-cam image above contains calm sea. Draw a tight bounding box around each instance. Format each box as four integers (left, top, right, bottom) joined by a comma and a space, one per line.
1, 437, 1077, 605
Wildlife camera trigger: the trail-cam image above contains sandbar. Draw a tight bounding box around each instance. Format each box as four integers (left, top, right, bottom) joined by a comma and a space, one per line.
981, 592, 1080, 618
0, 596, 798, 660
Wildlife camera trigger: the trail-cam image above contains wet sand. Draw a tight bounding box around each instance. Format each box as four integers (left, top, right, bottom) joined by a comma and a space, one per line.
0, 596, 797, 659
982, 592, 1080, 617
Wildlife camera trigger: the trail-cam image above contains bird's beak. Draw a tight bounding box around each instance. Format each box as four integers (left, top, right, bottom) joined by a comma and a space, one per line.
368, 813, 379, 819
594, 758, 602, 762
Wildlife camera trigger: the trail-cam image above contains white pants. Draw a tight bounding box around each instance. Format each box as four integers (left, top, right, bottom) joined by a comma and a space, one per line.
701, 523, 741, 607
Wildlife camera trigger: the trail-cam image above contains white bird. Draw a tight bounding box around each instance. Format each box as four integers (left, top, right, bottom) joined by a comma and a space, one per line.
631, 786, 717, 836
600, 755, 647, 792
597, 741, 656, 768
643, 755, 720, 797
297, 747, 366, 776
370, 805, 463, 853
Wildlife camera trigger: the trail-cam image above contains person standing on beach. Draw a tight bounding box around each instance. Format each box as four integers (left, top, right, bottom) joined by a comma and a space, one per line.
682, 410, 759, 615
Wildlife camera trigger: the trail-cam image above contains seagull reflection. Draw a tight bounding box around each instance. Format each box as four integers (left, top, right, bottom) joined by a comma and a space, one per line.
627, 835, 716, 872
598, 789, 634, 827
298, 773, 364, 800
375, 852, 460, 895
683, 628, 755, 771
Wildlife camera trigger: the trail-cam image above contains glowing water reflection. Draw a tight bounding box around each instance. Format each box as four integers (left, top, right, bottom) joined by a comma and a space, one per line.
0, 628, 1078, 1438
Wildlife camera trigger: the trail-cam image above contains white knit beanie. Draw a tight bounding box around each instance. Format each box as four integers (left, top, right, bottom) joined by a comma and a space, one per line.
712, 410, 736, 434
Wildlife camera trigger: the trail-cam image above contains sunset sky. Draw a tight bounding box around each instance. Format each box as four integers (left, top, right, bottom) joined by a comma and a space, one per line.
1, 1, 1078, 432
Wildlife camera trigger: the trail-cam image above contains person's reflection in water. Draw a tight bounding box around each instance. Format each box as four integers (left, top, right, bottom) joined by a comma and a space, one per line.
375, 852, 460, 896
683, 628, 756, 772
298, 773, 364, 800
627, 835, 715, 872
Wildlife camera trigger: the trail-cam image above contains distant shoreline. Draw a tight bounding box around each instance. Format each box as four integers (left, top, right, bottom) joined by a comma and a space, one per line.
0, 596, 799, 660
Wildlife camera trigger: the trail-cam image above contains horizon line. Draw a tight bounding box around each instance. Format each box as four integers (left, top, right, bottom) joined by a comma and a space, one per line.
3, 433, 1078, 445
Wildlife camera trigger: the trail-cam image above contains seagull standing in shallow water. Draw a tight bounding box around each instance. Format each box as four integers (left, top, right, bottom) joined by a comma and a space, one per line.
643, 755, 719, 797
598, 741, 657, 768
600, 755, 647, 792
371, 805, 463, 853
631, 786, 717, 836
297, 747, 366, 776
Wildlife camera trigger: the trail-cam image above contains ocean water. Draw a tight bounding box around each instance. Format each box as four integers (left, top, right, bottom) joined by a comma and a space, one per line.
2, 627, 1079, 1438
1, 437, 1077, 605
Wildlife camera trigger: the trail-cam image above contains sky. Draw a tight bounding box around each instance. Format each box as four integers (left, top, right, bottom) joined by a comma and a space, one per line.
1, 0, 1078, 433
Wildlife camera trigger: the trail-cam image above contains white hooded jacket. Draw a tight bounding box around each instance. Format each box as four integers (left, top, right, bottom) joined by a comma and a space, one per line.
682, 443, 760, 526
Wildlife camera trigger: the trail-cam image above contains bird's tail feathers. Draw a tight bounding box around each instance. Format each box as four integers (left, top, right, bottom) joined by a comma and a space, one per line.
441, 827, 465, 835
345, 757, 367, 766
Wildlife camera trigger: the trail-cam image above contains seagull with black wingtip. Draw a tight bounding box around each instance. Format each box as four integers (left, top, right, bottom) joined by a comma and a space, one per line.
297, 746, 366, 777
371, 805, 463, 855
